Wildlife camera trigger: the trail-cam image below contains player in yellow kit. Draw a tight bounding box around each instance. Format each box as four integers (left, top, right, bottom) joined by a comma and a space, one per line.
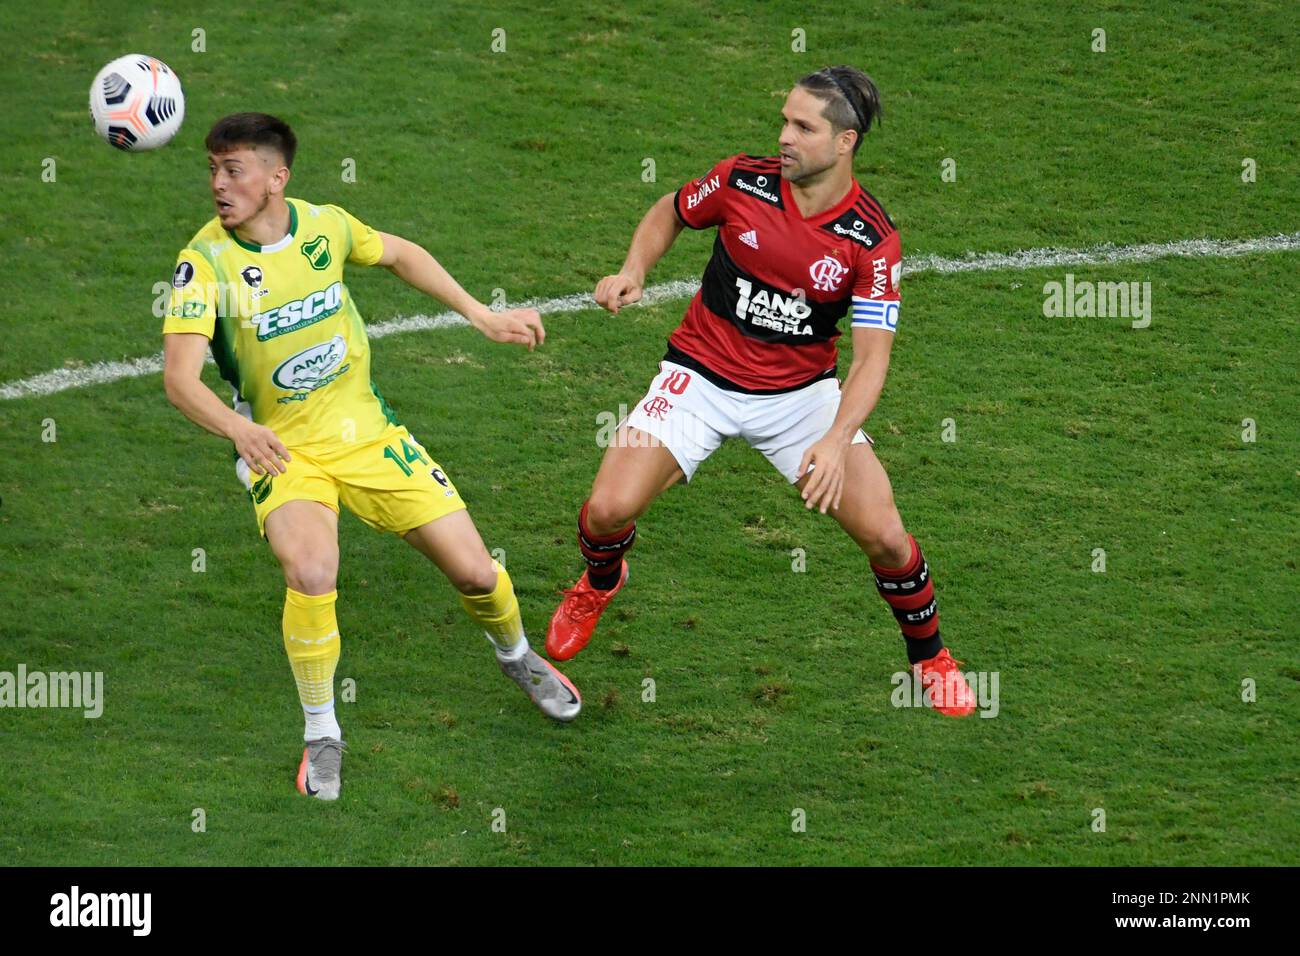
162, 113, 580, 801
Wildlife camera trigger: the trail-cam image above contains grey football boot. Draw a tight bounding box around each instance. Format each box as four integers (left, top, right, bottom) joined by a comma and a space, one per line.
296, 737, 344, 800
498, 648, 582, 722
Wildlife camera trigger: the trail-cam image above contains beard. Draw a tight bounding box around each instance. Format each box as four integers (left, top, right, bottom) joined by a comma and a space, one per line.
781, 151, 835, 184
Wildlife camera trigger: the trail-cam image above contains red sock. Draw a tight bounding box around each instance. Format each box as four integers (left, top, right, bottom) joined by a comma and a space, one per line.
578, 500, 636, 590
870, 534, 943, 664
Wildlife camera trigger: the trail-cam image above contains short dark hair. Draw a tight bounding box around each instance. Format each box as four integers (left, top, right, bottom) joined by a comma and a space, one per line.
205, 112, 297, 168
795, 66, 882, 154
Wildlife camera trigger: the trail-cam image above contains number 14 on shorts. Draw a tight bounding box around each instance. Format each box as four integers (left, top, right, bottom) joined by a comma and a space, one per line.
383, 437, 428, 476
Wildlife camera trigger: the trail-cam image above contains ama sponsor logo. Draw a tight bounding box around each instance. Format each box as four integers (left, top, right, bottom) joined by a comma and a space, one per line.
273, 335, 351, 402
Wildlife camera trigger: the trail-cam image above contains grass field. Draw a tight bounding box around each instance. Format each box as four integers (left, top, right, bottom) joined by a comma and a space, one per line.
1, 0, 1297, 866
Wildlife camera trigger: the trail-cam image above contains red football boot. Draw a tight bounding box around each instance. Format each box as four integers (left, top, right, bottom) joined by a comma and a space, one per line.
545, 562, 629, 661
914, 648, 977, 718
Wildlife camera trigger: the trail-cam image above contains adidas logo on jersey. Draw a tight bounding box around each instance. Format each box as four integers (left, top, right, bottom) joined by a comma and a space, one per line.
739, 229, 759, 249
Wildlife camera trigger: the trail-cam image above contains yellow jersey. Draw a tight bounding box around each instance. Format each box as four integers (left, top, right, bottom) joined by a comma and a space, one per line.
162, 197, 399, 449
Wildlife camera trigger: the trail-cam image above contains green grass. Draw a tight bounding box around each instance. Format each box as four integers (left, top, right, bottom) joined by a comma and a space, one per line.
0, 0, 1297, 865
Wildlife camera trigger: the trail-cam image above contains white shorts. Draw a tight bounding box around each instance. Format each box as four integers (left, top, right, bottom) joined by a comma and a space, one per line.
622, 361, 872, 483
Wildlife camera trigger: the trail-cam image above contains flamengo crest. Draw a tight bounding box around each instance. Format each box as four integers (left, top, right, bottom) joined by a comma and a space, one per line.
809, 254, 848, 292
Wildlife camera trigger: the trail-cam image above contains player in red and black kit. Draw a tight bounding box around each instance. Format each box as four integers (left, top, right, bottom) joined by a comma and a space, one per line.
547, 66, 976, 716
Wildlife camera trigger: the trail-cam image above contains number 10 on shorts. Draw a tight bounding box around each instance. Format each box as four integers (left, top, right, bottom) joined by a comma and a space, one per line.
658, 370, 691, 394
383, 437, 429, 476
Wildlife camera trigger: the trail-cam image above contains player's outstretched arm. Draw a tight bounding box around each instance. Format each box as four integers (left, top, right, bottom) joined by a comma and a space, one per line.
162, 332, 291, 476
376, 231, 544, 351
594, 192, 686, 314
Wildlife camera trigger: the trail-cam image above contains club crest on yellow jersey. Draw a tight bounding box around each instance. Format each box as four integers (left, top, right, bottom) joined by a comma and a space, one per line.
301, 235, 332, 270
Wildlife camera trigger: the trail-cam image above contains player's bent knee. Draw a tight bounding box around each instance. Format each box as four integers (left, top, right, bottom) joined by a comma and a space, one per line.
449, 560, 498, 596
282, 558, 338, 596
838, 502, 909, 566
862, 524, 910, 567
585, 490, 640, 536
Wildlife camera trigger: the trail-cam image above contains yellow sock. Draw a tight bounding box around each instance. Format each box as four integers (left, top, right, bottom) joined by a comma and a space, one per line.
282, 588, 341, 710
459, 561, 526, 656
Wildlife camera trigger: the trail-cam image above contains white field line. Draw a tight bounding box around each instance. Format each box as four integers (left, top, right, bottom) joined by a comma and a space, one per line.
3, 231, 1297, 402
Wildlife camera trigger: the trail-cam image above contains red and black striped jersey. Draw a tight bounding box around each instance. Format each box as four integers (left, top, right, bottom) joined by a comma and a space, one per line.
669, 154, 901, 393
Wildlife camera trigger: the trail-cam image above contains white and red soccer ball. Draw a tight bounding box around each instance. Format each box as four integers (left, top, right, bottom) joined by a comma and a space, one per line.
89, 54, 185, 151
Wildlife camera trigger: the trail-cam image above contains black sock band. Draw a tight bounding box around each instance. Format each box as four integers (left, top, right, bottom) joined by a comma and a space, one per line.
578, 500, 635, 590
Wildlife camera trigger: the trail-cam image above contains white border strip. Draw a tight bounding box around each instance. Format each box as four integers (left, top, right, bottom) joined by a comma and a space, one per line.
3, 232, 1297, 401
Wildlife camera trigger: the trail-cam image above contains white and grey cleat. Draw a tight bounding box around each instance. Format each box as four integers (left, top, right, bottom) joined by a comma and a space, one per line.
498, 649, 582, 722
296, 737, 344, 800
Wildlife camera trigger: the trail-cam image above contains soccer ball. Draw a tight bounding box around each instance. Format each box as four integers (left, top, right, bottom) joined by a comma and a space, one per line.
89, 54, 185, 151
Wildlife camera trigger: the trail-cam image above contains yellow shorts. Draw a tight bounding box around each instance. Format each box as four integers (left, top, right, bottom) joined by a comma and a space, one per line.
235, 422, 466, 538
